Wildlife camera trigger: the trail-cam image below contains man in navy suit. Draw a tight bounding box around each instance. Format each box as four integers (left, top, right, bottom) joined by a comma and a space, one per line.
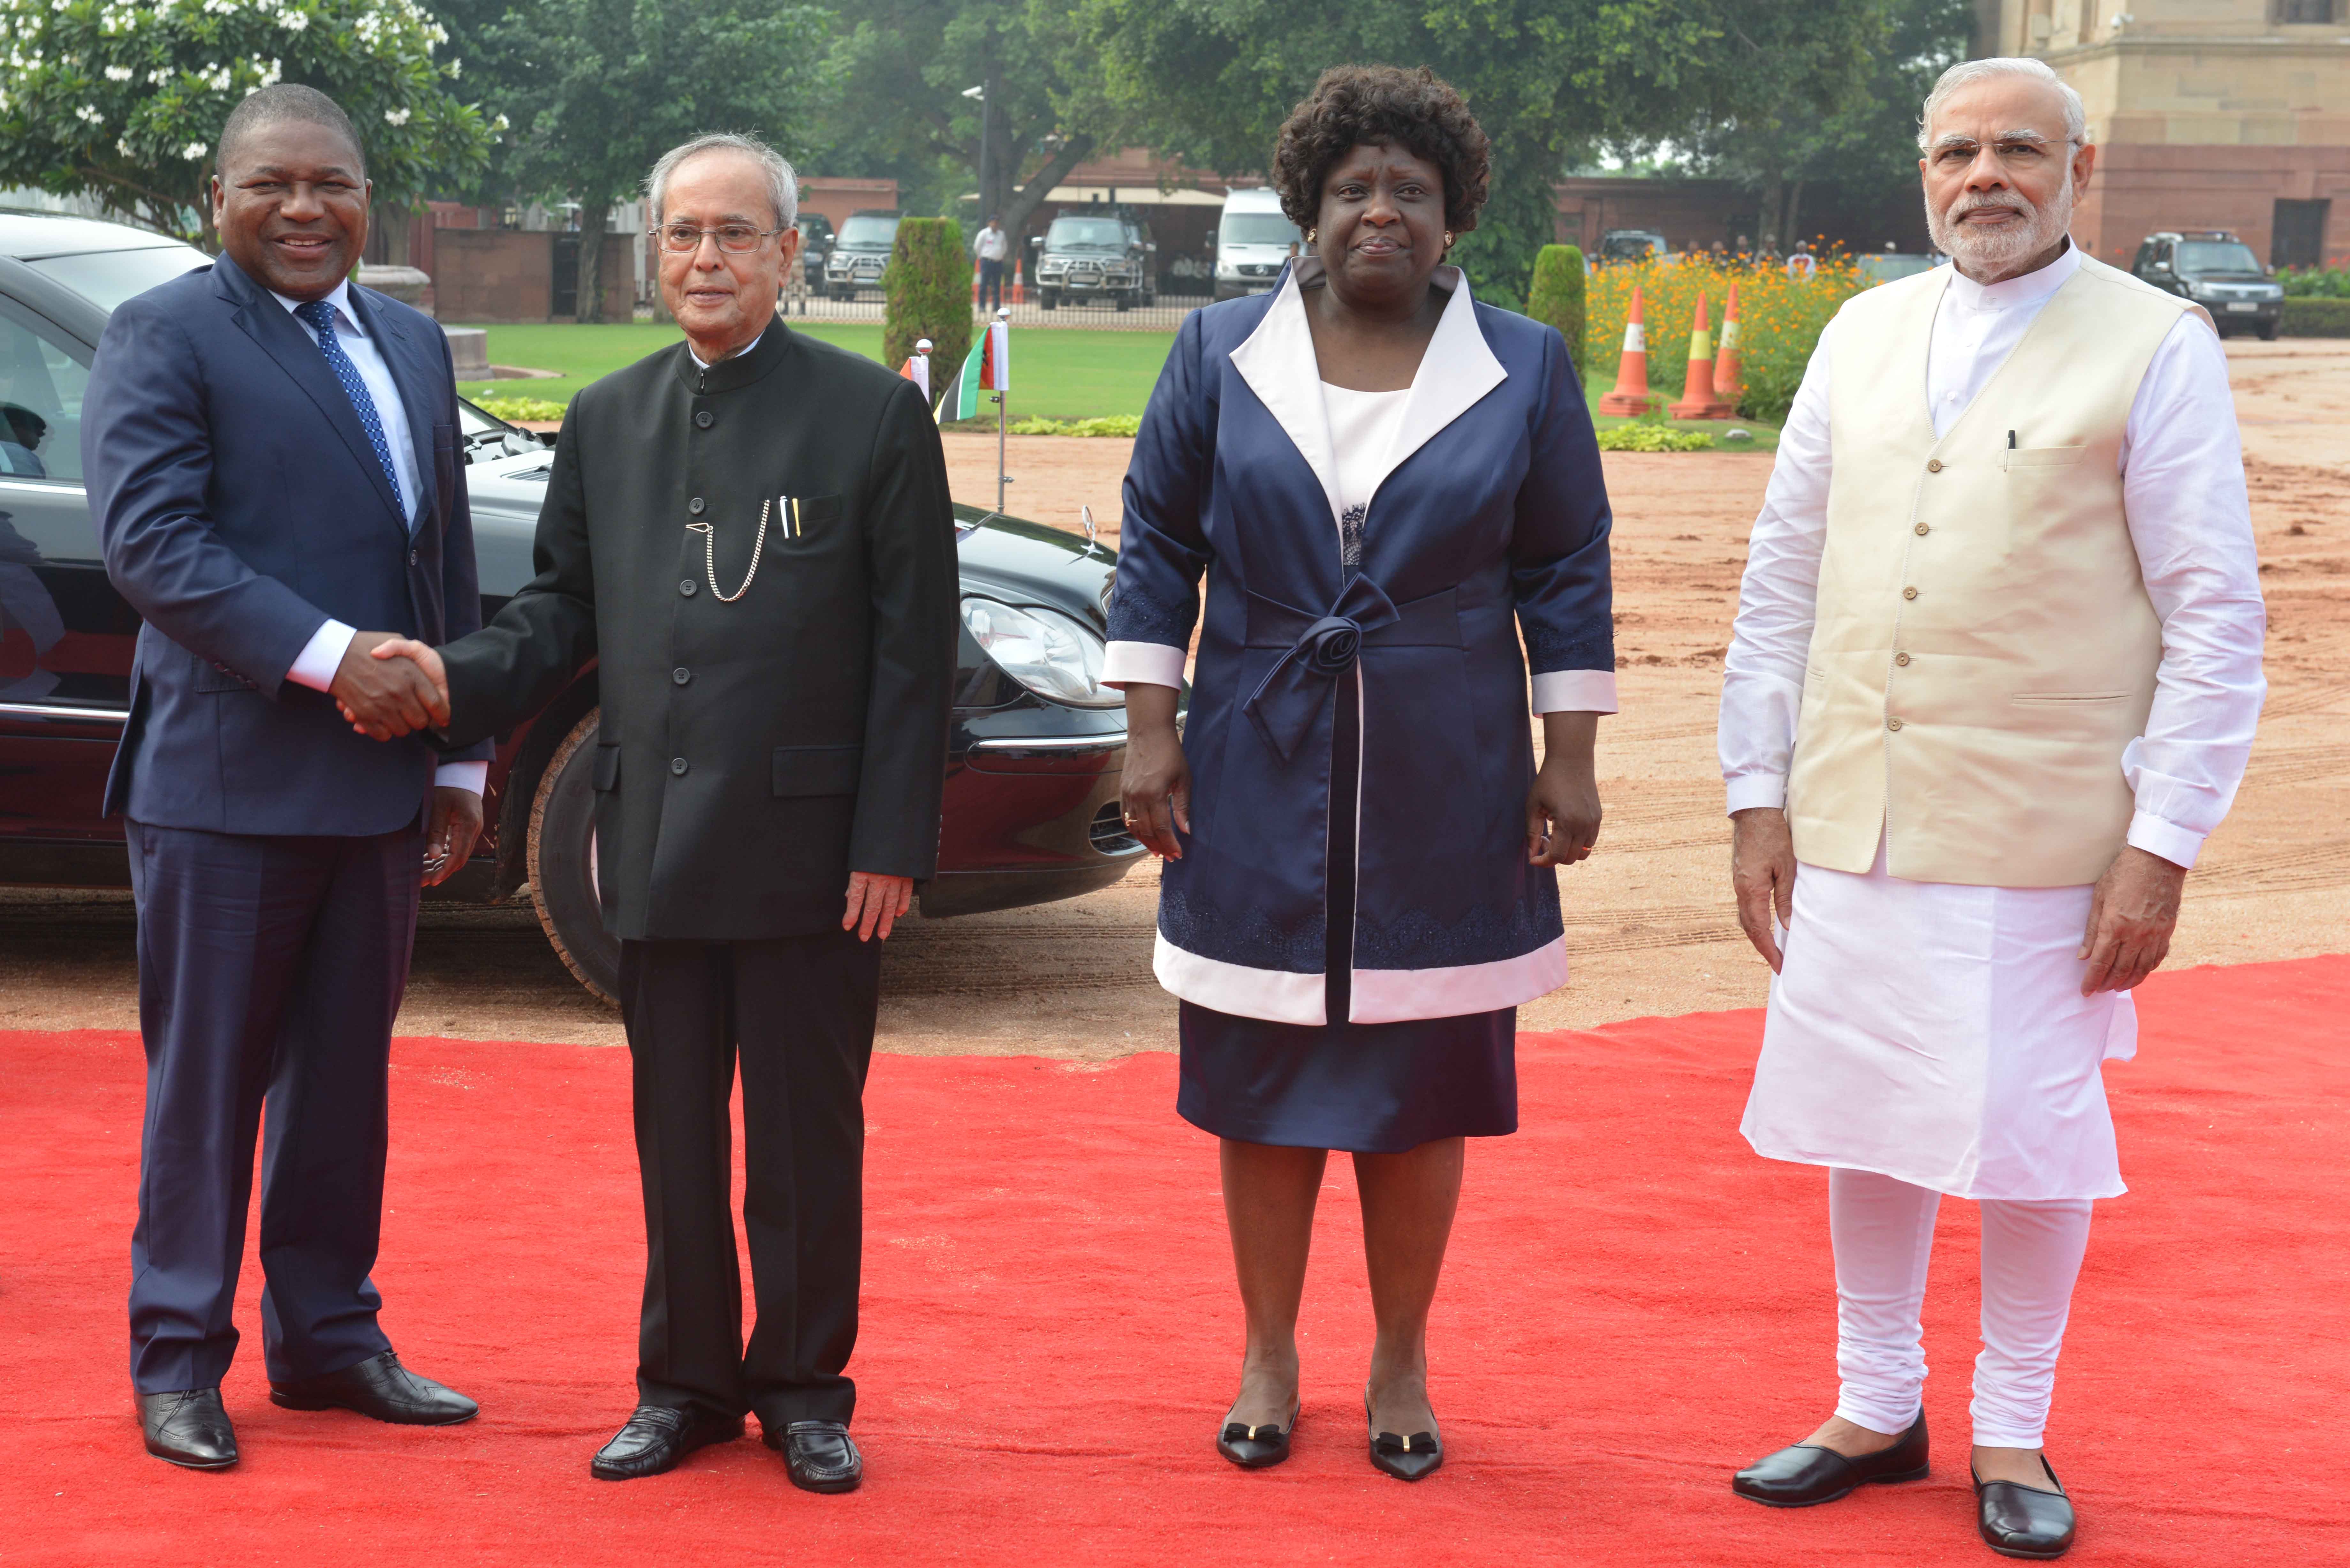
82, 84, 489, 1469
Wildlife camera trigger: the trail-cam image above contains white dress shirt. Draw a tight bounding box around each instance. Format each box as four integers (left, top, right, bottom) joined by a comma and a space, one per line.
277, 281, 482, 797
1719, 242, 2265, 869
975, 226, 1009, 263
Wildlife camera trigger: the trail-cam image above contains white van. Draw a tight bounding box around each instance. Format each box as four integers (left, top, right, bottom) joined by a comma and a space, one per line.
1213, 188, 1302, 301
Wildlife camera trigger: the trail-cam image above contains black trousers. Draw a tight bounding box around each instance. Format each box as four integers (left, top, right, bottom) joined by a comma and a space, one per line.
619, 931, 881, 1428
978, 258, 1004, 308
124, 818, 420, 1393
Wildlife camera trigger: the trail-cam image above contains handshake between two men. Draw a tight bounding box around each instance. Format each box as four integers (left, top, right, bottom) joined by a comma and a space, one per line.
329, 631, 472, 888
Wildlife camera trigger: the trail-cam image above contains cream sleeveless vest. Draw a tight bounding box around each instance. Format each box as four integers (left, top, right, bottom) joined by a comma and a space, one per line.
1786, 254, 2204, 887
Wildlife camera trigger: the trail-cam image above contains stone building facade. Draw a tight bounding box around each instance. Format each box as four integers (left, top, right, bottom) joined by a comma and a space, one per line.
1978, 0, 2350, 267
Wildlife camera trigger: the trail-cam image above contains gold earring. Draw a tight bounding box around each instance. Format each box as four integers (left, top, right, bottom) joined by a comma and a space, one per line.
1306, 228, 1317, 244
1443, 231, 1454, 249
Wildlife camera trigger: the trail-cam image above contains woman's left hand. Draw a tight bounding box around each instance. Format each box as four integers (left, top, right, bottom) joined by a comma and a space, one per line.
1526, 712, 1602, 868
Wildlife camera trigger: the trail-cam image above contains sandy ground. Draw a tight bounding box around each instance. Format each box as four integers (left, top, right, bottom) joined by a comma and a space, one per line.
4, 343, 2344, 1055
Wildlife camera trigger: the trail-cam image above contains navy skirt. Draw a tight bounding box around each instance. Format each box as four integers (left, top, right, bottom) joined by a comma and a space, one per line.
1173, 667, 1520, 1154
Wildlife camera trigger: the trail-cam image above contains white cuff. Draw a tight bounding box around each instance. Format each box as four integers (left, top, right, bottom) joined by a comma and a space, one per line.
1530, 668, 1618, 714
286, 618, 357, 693
1725, 774, 1788, 816
1102, 639, 1187, 690
434, 761, 488, 798
2126, 810, 2204, 871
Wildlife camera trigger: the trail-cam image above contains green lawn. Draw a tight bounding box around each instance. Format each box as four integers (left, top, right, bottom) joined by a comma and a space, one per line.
455, 321, 1175, 425
455, 320, 1778, 450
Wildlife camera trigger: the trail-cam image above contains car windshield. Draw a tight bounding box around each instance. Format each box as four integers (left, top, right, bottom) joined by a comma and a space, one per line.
1048, 219, 1127, 251
2177, 241, 2263, 275
25, 244, 209, 312
836, 215, 897, 249
1602, 236, 1660, 258
1220, 213, 1300, 247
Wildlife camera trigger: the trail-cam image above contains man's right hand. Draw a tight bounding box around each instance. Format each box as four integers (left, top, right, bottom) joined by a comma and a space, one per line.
1731, 805, 1798, 973
332, 631, 449, 740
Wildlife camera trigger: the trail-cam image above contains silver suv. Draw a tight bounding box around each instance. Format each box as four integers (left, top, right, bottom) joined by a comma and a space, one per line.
1033, 212, 1156, 312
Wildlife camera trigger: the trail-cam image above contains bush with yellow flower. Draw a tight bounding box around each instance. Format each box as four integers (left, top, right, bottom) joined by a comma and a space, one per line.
1587, 253, 1875, 424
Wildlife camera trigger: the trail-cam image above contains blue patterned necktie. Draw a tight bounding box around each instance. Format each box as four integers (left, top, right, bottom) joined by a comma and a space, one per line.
293, 298, 405, 515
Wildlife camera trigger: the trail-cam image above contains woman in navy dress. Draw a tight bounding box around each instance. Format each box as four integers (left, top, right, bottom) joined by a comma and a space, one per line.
1104, 65, 1617, 1480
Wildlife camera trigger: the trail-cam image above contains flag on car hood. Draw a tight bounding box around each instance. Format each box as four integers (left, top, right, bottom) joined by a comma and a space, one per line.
937, 320, 1008, 421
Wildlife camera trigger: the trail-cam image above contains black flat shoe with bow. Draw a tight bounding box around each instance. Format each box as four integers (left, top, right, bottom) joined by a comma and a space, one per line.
1975, 1457, 2076, 1559
1364, 1388, 1442, 1482
1216, 1402, 1300, 1468
1731, 1411, 1929, 1506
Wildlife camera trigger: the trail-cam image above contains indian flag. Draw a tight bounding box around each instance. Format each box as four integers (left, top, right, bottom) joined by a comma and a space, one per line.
937, 320, 1009, 421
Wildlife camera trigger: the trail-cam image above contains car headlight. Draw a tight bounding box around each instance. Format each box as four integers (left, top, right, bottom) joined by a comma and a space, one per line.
960, 597, 1122, 708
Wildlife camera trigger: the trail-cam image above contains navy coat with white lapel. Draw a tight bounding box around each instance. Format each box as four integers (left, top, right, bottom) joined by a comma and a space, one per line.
82, 254, 491, 835
1107, 260, 1615, 1026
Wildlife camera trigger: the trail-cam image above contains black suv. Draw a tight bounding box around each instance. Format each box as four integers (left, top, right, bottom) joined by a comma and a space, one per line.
793, 212, 835, 291
1033, 209, 1156, 312
2130, 230, 2284, 339
822, 209, 900, 301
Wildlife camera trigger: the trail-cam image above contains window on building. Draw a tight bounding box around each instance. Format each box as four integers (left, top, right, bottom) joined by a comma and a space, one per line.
2273, 199, 2331, 268
2276, 1, 2339, 24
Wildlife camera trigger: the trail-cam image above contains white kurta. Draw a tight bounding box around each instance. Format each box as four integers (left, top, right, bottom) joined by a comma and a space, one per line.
1722, 243, 2266, 1201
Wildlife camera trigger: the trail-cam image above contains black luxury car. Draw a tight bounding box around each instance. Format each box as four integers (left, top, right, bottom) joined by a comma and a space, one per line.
2129, 230, 2285, 340
0, 211, 1143, 1002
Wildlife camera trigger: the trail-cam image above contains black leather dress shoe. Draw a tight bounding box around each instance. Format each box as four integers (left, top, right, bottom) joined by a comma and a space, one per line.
139, 1388, 238, 1469
1731, 1411, 1929, 1506
1364, 1389, 1442, 1482
271, 1350, 478, 1424
1975, 1458, 2076, 1559
1216, 1403, 1299, 1468
766, 1420, 863, 1493
590, 1405, 744, 1480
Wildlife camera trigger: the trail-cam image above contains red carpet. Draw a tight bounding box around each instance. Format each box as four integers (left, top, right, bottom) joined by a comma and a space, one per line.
4, 957, 2345, 1565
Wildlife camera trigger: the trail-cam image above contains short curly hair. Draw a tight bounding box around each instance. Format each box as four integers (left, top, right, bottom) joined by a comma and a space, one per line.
1271, 65, 1491, 237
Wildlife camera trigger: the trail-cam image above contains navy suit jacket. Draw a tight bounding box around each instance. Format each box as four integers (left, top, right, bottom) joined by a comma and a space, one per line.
82, 254, 490, 836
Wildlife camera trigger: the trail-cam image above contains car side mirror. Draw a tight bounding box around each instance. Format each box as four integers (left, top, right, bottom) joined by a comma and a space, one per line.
1029, 235, 1043, 246
2152, 260, 2170, 271
1146, 243, 1157, 253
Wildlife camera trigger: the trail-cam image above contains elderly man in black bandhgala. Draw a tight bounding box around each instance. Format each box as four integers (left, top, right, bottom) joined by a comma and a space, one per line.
383, 132, 956, 1493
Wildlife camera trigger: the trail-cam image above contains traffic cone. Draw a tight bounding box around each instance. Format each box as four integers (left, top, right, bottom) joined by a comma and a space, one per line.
972, 261, 982, 306
1596, 289, 1652, 416
1711, 283, 1744, 405
1670, 291, 1735, 419
1011, 258, 1025, 306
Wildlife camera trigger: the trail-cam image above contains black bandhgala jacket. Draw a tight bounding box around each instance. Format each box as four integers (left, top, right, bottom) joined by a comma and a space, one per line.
438, 324, 957, 940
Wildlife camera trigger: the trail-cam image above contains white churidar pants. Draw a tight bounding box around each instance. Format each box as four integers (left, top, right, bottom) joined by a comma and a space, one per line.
1831, 1167, 2094, 1448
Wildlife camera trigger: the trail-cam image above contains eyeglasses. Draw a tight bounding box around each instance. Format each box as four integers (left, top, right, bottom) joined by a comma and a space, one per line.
1928, 138, 2080, 168
651, 222, 783, 253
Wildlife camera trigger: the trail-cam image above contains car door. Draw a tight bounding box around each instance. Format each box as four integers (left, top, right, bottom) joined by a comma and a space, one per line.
0, 289, 132, 863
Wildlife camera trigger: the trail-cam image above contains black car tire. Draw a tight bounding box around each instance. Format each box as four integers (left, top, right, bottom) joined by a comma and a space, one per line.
2258, 321, 2279, 341
1116, 291, 1132, 312
527, 707, 621, 1006
1041, 290, 1057, 310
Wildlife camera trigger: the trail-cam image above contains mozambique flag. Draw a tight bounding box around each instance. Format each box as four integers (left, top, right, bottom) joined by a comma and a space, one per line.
936, 320, 1010, 421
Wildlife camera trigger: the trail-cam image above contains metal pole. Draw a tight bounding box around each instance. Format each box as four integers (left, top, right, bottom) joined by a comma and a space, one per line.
994, 305, 1010, 511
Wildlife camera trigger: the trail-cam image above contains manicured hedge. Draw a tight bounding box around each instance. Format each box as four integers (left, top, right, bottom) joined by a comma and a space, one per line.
2280, 296, 2350, 338
1526, 245, 1587, 377
883, 217, 972, 374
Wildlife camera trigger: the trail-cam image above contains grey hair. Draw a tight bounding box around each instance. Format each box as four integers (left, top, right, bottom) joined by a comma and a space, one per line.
1916, 57, 2088, 152
644, 132, 798, 229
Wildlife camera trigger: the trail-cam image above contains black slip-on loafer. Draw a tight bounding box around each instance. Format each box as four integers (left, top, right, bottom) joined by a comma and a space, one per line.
270, 1350, 478, 1425
591, 1404, 745, 1480
1732, 1411, 1929, 1506
767, 1419, 863, 1493
1975, 1458, 2076, 1559
139, 1387, 238, 1469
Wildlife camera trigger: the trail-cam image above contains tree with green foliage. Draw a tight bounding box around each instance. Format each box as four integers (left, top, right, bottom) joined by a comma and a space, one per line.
1526, 244, 1587, 375
1679, 0, 1974, 250
884, 216, 973, 374
1067, 0, 1884, 305
817, 0, 1107, 244
446, 0, 832, 321
0, 0, 494, 248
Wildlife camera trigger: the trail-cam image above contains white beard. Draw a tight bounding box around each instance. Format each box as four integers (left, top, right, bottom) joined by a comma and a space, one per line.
1927, 178, 2075, 274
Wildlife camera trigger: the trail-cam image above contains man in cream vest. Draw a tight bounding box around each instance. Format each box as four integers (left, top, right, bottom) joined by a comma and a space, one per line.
1717, 58, 2264, 1560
